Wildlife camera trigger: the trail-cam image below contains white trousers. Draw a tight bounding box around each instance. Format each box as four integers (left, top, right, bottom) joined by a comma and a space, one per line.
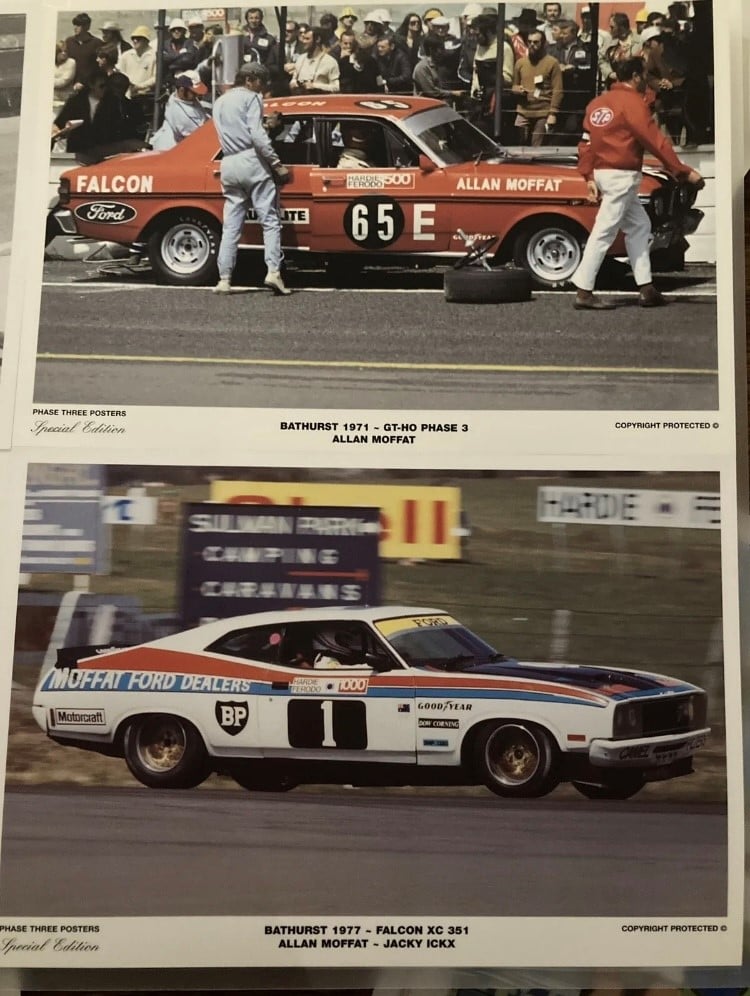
572, 168, 653, 291
217, 150, 283, 278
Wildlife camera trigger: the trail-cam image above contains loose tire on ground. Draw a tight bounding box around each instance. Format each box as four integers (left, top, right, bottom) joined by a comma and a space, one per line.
572, 775, 646, 800
444, 266, 532, 303
512, 220, 585, 288
147, 212, 220, 286
474, 720, 559, 798
123, 714, 210, 789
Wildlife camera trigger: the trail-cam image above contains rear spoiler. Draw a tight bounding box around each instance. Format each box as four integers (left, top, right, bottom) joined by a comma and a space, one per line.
55, 645, 131, 669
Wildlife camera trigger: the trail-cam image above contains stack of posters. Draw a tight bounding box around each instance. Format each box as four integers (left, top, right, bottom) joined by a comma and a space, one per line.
0, 0, 745, 986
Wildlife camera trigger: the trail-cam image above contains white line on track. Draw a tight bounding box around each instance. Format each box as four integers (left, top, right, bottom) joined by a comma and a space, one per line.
41, 280, 717, 297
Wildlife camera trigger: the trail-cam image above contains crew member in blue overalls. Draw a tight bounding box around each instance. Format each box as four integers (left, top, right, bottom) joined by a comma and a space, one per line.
211, 62, 292, 295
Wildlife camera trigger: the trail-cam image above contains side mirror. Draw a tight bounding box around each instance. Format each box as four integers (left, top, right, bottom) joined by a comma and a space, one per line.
419, 154, 437, 173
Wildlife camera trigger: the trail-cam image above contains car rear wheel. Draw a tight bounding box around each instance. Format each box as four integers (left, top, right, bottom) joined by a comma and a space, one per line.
147, 213, 220, 286
512, 221, 585, 288
123, 714, 210, 789
474, 721, 559, 798
572, 775, 645, 800
230, 763, 297, 792
444, 266, 532, 303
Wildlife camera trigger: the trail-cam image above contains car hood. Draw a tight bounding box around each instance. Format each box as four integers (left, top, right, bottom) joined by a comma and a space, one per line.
423, 660, 694, 699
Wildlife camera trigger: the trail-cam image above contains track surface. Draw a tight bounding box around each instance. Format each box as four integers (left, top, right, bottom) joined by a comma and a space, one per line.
0, 787, 727, 917
34, 262, 718, 409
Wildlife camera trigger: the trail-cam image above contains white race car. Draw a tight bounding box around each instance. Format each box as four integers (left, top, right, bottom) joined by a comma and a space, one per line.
33, 605, 710, 800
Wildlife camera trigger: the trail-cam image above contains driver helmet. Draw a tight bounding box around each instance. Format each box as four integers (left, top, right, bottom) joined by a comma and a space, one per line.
313, 628, 357, 658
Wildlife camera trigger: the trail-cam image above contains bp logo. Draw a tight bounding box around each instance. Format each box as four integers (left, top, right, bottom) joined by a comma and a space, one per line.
215, 700, 249, 735
590, 107, 614, 127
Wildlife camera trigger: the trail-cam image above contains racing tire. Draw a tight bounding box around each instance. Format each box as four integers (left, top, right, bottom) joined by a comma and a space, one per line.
229, 763, 297, 793
512, 220, 585, 289
123, 714, 210, 789
147, 212, 220, 286
572, 775, 646, 800
474, 721, 559, 798
444, 266, 532, 304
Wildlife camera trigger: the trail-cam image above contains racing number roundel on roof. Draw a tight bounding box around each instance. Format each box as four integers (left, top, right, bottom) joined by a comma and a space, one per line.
590, 106, 614, 127
344, 196, 404, 249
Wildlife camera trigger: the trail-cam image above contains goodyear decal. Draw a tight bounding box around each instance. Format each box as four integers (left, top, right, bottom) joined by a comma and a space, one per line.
290, 676, 369, 695
42, 667, 252, 695
75, 174, 153, 194
374, 614, 457, 637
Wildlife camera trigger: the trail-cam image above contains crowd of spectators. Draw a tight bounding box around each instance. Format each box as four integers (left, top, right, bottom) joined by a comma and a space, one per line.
51, 3, 714, 158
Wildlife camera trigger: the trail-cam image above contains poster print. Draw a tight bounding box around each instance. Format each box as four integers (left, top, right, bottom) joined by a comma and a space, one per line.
7, 0, 735, 454
0, 8, 25, 447
0, 462, 741, 968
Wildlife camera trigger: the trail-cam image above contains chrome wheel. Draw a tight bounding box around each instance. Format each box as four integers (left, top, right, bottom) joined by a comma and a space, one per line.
134, 715, 187, 774
484, 724, 543, 787
516, 225, 583, 286
159, 222, 213, 277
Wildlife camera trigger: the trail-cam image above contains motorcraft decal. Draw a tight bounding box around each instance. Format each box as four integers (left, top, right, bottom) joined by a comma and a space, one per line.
51, 707, 106, 727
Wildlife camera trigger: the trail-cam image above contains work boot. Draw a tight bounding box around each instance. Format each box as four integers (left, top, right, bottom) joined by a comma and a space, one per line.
213, 277, 232, 294
638, 284, 667, 308
573, 289, 615, 310
264, 270, 291, 296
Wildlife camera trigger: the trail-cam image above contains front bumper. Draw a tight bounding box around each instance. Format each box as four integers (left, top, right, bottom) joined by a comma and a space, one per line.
589, 727, 710, 768
52, 208, 78, 235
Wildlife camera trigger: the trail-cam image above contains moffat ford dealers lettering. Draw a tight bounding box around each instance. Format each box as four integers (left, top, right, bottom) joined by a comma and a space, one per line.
32, 605, 710, 800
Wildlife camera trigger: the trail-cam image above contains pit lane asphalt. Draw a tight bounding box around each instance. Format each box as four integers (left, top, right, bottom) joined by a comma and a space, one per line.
0, 787, 726, 916
34, 261, 718, 409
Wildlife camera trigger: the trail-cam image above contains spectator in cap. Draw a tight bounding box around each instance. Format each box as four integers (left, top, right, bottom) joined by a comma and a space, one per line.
290, 27, 340, 91
363, 11, 386, 39
510, 8, 542, 61
212, 62, 291, 295
457, 3, 482, 87
162, 18, 199, 84
395, 12, 424, 69
101, 21, 131, 59
65, 13, 102, 86
422, 8, 443, 27
150, 70, 210, 150
424, 16, 464, 90
188, 17, 205, 45
117, 26, 156, 100
635, 7, 649, 33
336, 8, 358, 38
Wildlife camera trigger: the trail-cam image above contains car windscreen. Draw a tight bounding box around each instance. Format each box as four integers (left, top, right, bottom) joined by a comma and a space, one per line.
402, 106, 503, 166
375, 618, 500, 670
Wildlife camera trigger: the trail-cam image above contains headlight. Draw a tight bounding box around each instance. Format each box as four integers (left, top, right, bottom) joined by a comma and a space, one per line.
613, 701, 643, 739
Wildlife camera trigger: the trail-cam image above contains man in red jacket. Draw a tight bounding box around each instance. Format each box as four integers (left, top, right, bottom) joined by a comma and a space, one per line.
571, 56, 703, 310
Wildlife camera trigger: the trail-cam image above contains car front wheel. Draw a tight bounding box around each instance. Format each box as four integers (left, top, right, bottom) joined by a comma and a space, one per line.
512, 221, 585, 289
474, 721, 559, 798
147, 213, 220, 286
123, 714, 210, 788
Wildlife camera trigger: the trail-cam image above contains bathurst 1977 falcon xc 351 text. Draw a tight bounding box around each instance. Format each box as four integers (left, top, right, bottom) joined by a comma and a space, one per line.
49, 95, 703, 289
33, 606, 710, 799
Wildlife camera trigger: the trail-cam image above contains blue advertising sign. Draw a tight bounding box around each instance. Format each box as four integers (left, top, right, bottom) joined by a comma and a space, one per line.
22, 464, 109, 574
180, 502, 381, 627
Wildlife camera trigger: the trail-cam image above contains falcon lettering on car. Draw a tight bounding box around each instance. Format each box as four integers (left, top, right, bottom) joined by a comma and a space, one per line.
32, 605, 710, 800
50, 95, 703, 289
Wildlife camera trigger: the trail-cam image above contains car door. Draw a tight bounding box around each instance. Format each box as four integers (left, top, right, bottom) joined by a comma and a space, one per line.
308, 116, 453, 256
255, 621, 417, 762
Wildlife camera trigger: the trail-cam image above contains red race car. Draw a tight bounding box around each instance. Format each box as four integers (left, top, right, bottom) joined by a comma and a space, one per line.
51, 94, 703, 289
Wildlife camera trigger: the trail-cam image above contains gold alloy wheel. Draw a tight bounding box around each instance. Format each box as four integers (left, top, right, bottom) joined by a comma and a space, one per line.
484, 724, 542, 786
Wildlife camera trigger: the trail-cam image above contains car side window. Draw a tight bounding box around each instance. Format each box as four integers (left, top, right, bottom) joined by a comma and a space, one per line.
272, 116, 320, 166
206, 625, 283, 664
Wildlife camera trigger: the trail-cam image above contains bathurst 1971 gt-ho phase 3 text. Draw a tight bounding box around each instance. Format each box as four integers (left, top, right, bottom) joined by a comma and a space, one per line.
33, 606, 710, 800
49, 95, 703, 289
